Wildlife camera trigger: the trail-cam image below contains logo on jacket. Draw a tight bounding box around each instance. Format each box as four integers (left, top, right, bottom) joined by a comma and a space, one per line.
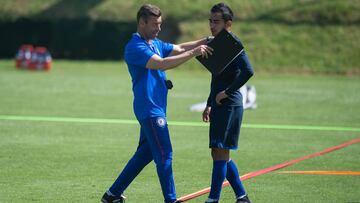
156, 117, 166, 127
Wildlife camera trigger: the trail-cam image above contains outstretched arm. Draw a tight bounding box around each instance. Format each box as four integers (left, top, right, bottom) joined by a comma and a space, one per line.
146, 45, 213, 71
169, 38, 209, 56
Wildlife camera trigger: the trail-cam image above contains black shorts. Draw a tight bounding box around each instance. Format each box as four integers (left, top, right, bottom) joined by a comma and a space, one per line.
209, 105, 243, 150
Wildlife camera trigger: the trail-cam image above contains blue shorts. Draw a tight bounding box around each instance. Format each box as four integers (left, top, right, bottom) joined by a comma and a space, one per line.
209, 105, 243, 150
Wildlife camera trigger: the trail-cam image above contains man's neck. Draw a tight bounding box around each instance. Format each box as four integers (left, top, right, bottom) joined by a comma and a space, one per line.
137, 30, 151, 43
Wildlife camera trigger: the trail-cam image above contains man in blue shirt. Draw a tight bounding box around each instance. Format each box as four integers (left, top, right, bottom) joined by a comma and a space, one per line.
101, 4, 212, 203
202, 3, 254, 203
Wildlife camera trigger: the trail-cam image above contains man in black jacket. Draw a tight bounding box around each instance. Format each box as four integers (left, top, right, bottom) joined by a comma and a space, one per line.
202, 3, 254, 203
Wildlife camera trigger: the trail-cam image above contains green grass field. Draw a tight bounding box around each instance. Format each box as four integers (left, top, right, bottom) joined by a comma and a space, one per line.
0, 60, 360, 202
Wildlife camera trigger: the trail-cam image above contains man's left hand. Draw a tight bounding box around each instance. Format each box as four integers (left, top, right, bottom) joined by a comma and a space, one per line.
216, 90, 228, 105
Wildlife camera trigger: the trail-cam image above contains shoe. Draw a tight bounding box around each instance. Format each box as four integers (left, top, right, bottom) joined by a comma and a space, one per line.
101, 192, 126, 203
236, 195, 251, 203
205, 198, 219, 203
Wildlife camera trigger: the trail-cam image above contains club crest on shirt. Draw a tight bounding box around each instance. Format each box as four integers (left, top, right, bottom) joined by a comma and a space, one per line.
156, 117, 166, 127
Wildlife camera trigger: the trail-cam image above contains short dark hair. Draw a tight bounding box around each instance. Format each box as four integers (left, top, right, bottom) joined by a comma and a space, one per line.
211, 3, 233, 22
137, 4, 161, 23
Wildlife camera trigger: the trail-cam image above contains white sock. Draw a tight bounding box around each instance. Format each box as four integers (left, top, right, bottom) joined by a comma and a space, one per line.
206, 197, 218, 202
106, 190, 115, 196
236, 194, 247, 199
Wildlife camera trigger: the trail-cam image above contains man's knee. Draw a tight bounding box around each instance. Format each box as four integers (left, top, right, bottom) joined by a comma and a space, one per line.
211, 148, 230, 161
153, 151, 173, 165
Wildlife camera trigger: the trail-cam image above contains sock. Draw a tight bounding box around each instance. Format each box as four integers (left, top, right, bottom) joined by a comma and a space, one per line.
226, 160, 246, 198
205, 197, 219, 202
106, 190, 115, 196
209, 160, 227, 200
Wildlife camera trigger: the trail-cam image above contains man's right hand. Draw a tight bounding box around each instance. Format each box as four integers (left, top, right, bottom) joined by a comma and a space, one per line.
194, 45, 213, 58
146, 45, 213, 71
202, 106, 211, 122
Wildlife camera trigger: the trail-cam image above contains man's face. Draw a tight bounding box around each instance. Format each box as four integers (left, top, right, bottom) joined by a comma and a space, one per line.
209, 12, 226, 36
141, 16, 162, 40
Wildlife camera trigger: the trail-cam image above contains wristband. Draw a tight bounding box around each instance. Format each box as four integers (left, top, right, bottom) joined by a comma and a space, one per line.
206, 36, 214, 43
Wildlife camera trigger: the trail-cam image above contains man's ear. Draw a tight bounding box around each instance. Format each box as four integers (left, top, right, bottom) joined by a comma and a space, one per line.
139, 18, 147, 27
225, 20, 232, 29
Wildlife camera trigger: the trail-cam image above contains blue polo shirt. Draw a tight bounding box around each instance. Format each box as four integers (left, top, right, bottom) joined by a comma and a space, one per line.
124, 33, 174, 120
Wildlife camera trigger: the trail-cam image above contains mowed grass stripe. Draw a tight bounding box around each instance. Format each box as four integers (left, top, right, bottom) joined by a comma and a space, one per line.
1, 115, 360, 132
278, 171, 360, 175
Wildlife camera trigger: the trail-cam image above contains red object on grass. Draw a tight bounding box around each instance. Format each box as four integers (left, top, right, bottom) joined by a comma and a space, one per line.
15, 45, 52, 71
177, 137, 360, 202
29, 47, 52, 71
15, 44, 34, 69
